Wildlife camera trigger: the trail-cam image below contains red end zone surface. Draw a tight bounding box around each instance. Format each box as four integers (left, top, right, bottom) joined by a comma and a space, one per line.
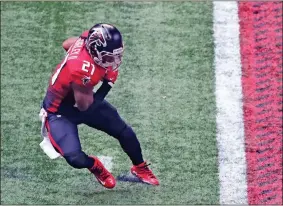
239, 2, 282, 205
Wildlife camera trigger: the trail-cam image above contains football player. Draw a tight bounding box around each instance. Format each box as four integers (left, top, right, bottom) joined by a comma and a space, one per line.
41, 23, 159, 188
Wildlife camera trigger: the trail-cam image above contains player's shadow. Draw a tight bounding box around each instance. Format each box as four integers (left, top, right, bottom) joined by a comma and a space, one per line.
76, 187, 131, 197
116, 172, 144, 184
75, 172, 146, 197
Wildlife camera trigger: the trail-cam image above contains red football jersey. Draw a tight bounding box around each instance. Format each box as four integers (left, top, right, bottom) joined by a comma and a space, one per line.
43, 31, 107, 113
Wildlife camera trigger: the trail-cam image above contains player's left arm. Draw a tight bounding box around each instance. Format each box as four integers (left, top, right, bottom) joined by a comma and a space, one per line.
94, 80, 113, 102
94, 69, 119, 101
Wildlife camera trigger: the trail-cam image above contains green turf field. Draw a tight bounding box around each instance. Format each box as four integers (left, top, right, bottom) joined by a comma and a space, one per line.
1, 2, 219, 204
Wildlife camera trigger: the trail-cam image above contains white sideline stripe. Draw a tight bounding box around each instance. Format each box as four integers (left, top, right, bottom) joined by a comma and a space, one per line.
213, 2, 248, 204
97, 155, 113, 172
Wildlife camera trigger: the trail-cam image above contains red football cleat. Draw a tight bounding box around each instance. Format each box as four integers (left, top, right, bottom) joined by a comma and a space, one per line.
131, 162, 159, 186
88, 156, 116, 189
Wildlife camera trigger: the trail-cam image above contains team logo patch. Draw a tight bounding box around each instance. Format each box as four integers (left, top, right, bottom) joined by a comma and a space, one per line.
82, 76, 91, 85
88, 28, 107, 47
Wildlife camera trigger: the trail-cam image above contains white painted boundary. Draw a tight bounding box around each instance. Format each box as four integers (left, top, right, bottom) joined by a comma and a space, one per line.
213, 2, 248, 204
97, 155, 113, 172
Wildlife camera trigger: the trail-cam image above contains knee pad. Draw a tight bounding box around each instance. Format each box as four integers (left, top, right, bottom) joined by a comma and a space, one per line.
64, 151, 93, 169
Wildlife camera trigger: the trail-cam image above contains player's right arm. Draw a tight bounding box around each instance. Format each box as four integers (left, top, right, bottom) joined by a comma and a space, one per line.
70, 60, 110, 112
71, 82, 93, 111
69, 59, 95, 111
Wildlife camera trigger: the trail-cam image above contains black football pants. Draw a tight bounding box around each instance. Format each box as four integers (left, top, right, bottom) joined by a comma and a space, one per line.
45, 100, 144, 168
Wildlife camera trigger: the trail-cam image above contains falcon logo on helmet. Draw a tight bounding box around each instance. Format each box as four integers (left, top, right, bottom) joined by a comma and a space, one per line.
88, 28, 107, 47
86, 23, 124, 71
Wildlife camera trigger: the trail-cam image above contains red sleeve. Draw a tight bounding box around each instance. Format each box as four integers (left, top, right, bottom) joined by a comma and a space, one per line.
80, 30, 89, 38
105, 69, 119, 83
69, 60, 93, 88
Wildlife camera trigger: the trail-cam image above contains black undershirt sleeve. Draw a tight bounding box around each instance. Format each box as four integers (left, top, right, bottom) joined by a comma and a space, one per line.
94, 79, 113, 102
81, 79, 113, 114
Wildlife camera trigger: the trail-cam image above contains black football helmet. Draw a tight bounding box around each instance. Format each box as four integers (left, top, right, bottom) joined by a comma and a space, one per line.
86, 23, 124, 70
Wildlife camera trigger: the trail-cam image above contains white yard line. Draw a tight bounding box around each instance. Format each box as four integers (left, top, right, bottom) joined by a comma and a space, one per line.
97, 155, 113, 172
213, 2, 248, 204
